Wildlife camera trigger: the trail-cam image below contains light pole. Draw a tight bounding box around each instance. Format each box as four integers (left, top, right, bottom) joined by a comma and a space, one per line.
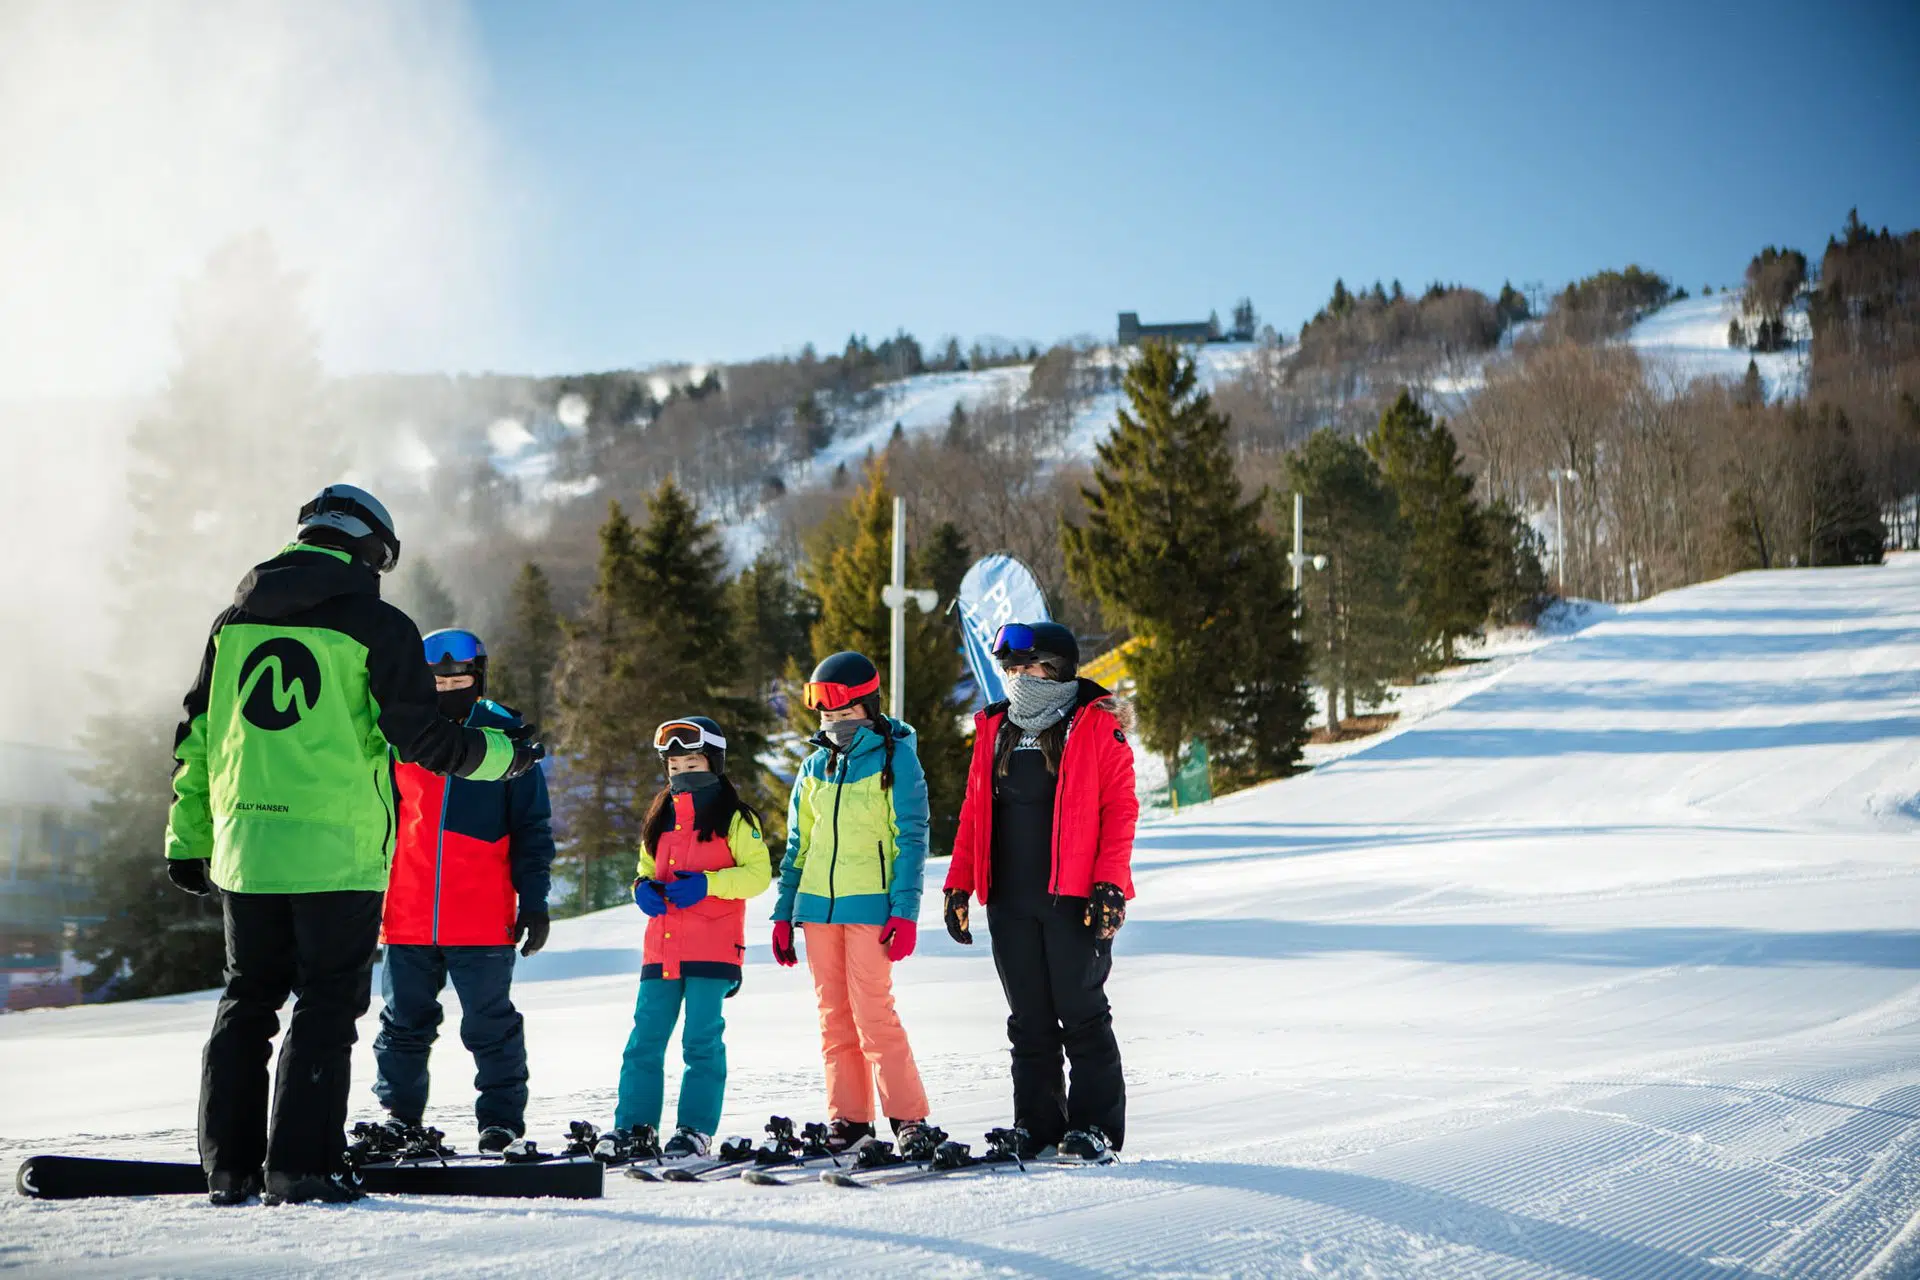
1287, 492, 1328, 622
879, 496, 939, 715
1548, 468, 1580, 593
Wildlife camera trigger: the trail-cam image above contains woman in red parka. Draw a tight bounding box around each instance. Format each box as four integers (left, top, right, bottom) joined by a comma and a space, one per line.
943, 621, 1137, 1161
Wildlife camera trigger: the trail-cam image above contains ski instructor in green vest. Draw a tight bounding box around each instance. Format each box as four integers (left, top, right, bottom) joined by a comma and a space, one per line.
163, 484, 545, 1206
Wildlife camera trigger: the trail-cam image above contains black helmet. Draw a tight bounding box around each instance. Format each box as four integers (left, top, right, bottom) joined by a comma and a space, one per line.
654, 715, 727, 774
297, 483, 400, 574
804, 651, 882, 713
993, 620, 1079, 679
423, 629, 487, 698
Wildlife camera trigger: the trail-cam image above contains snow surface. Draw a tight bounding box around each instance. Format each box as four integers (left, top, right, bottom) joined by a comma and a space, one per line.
7, 559, 1920, 1277
1626, 294, 1809, 403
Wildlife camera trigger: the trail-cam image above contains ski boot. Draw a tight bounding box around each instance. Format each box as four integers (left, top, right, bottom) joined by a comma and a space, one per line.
663, 1127, 710, 1159
476, 1127, 517, 1155
207, 1168, 262, 1206
1056, 1127, 1115, 1164
825, 1118, 875, 1153
263, 1168, 366, 1205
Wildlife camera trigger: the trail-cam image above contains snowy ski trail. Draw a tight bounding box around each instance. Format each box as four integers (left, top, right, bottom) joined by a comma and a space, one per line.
4, 558, 1919, 1277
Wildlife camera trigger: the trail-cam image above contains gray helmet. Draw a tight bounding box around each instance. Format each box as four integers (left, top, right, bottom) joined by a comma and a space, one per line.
297, 483, 400, 573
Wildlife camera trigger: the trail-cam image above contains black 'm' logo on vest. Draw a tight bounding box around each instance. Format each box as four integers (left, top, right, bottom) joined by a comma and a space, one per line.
237, 638, 323, 731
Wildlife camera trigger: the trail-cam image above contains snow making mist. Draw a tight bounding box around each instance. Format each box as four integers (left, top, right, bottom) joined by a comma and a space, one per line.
0, 2, 520, 751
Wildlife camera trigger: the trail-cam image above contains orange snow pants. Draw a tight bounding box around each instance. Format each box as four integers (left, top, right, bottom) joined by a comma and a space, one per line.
802, 923, 930, 1124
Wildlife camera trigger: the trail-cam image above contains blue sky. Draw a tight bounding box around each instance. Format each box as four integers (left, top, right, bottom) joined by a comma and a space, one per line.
470, 0, 1920, 373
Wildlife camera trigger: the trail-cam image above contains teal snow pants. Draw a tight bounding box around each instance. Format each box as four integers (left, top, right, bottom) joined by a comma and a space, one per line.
614, 976, 729, 1136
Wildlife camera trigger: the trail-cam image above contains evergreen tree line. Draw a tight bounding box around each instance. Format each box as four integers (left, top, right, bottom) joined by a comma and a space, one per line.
1219, 277, 1519, 448
1059, 343, 1544, 787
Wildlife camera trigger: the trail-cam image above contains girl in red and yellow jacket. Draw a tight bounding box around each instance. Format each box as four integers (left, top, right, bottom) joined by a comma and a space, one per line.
613, 717, 771, 1158
942, 622, 1137, 1162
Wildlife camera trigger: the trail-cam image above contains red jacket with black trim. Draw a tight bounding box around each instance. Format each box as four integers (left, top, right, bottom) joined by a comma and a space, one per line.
944, 679, 1139, 904
637, 790, 772, 991
381, 699, 555, 947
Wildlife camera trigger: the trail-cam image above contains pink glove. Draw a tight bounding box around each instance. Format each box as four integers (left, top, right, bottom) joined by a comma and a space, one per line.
771, 920, 798, 967
878, 917, 917, 962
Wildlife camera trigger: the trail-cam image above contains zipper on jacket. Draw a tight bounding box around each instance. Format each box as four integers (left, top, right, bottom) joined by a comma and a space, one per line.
430, 774, 451, 944
373, 765, 394, 869
1049, 710, 1080, 904
877, 840, 888, 892
825, 752, 846, 922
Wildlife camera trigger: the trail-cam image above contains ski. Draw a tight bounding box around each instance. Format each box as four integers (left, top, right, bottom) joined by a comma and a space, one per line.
821, 1128, 1029, 1188
654, 1135, 757, 1182
657, 1115, 826, 1183
14, 1154, 602, 1200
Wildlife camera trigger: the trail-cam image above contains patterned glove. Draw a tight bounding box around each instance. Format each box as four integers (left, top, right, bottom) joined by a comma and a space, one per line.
1085, 882, 1126, 940
943, 889, 972, 945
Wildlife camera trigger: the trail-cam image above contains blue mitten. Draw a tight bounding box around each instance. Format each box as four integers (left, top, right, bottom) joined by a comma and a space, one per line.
632, 877, 668, 917
664, 870, 709, 909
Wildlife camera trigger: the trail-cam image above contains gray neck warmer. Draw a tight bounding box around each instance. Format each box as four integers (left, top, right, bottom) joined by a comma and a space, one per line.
822, 718, 866, 750
1005, 674, 1079, 733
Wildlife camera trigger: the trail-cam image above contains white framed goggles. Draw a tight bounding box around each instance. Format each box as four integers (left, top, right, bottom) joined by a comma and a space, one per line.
653, 720, 727, 754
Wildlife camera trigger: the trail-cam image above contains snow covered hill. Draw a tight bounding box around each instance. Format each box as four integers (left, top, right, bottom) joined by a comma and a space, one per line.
1627, 293, 1810, 402
6, 559, 1920, 1277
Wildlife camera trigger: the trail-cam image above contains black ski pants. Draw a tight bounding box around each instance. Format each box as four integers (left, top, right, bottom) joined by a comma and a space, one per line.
200, 889, 383, 1178
986, 900, 1126, 1150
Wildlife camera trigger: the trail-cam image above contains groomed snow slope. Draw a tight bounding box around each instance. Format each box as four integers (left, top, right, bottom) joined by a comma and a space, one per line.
6, 560, 1920, 1278
1627, 294, 1809, 403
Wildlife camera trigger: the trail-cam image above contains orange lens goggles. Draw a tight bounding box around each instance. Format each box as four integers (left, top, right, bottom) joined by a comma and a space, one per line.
802, 673, 880, 711
653, 720, 726, 753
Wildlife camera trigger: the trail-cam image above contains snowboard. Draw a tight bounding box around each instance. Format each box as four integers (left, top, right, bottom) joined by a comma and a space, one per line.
14, 1154, 603, 1200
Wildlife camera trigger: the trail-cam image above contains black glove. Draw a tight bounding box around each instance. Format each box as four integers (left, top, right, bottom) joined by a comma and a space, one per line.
502, 721, 546, 780
1085, 882, 1126, 940
943, 889, 972, 945
515, 907, 550, 957
167, 858, 213, 897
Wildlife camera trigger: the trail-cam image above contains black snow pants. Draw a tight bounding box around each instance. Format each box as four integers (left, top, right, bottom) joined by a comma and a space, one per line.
200, 889, 383, 1178
986, 899, 1126, 1150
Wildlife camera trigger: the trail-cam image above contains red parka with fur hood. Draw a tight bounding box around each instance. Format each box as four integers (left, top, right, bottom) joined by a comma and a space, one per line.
944, 679, 1138, 903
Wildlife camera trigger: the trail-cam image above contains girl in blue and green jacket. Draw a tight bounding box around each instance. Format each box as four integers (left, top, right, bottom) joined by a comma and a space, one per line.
770, 651, 935, 1153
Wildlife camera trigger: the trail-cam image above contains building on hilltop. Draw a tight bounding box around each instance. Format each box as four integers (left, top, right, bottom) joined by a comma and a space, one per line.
1117, 312, 1219, 347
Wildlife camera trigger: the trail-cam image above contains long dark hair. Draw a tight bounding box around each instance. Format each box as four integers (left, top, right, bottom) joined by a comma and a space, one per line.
641, 773, 762, 855
994, 713, 1071, 777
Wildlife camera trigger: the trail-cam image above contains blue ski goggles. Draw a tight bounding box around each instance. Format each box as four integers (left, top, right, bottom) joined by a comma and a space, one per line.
990, 623, 1037, 657
423, 629, 486, 667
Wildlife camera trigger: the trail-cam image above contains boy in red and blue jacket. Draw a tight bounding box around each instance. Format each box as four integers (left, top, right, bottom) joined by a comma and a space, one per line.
372, 629, 555, 1151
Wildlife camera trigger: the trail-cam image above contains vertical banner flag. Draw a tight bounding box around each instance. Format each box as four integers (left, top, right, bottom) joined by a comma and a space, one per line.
954, 555, 1049, 707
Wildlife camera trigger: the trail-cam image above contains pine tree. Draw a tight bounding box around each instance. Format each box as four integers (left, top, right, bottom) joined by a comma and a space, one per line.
74, 716, 225, 998
1062, 342, 1311, 781
489, 562, 562, 727
944, 401, 972, 450
550, 502, 652, 912
731, 549, 819, 701
917, 521, 972, 603
634, 480, 776, 825
77, 233, 335, 998
1480, 500, 1549, 625
1288, 430, 1416, 732
1367, 389, 1491, 663
552, 483, 778, 909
